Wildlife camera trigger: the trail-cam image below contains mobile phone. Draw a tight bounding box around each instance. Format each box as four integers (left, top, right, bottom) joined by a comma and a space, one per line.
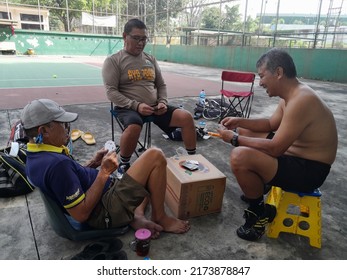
181, 161, 199, 171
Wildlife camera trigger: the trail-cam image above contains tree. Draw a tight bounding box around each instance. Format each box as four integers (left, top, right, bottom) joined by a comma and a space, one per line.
181, 0, 209, 28
201, 6, 221, 29
223, 4, 242, 31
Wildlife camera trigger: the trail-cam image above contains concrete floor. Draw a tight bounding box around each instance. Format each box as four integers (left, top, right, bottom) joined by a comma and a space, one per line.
0, 59, 346, 260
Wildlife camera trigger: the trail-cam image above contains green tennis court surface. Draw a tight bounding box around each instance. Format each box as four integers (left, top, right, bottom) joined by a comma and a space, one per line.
0, 61, 103, 88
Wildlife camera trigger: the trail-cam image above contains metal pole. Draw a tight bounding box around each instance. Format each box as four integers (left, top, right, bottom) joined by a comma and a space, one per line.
314, 0, 323, 49
154, 0, 157, 36
257, 0, 265, 45
66, 0, 70, 32
167, 0, 169, 37
144, 0, 146, 24
138, 0, 140, 17
37, 0, 42, 30
117, 1, 120, 35
273, 0, 281, 47
92, 0, 95, 33
5, 0, 10, 20
242, 0, 248, 46
218, 0, 222, 46
111, 4, 114, 35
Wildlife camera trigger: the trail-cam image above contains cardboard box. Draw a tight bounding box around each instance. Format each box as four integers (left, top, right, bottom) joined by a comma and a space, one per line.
165, 154, 226, 219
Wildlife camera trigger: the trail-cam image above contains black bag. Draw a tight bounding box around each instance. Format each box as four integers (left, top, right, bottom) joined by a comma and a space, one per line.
0, 147, 35, 198
7, 119, 29, 146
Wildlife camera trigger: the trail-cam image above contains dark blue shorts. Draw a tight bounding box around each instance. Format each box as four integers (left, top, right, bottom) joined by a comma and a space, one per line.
267, 155, 331, 193
114, 105, 178, 135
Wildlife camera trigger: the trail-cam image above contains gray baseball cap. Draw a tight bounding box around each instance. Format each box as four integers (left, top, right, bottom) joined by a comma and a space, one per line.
21, 99, 78, 129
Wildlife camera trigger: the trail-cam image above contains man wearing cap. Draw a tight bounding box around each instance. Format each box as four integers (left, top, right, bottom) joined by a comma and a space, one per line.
22, 99, 190, 237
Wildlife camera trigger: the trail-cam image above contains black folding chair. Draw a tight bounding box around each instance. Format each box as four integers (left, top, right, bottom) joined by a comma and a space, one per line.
110, 102, 152, 157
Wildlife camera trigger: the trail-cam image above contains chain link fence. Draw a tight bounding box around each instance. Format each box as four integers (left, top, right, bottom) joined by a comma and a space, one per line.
1, 0, 346, 49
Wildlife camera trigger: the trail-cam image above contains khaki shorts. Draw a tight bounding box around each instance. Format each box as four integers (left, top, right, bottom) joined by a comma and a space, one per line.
87, 173, 148, 229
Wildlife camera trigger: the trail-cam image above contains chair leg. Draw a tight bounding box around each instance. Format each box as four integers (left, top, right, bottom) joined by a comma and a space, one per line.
110, 107, 152, 157
138, 122, 151, 152
110, 105, 115, 142
147, 122, 151, 148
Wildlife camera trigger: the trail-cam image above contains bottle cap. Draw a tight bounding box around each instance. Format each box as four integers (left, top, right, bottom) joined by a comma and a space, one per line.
135, 228, 151, 240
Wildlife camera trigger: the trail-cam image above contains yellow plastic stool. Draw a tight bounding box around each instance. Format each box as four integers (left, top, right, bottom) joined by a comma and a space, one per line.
266, 186, 322, 248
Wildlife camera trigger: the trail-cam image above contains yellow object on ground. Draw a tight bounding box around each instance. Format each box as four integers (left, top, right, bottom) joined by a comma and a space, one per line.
27, 48, 34, 55
81, 132, 96, 145
71, 129, 83, 141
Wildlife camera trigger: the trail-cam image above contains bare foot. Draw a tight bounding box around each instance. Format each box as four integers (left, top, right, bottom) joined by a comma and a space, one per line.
130, 214, 163, 239
156, 216, 190, 234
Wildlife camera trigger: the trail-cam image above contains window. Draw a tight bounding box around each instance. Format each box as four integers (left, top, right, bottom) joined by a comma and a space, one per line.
20, 14, 43, 22
0, 11, 11, 20
21, 23, 44, 30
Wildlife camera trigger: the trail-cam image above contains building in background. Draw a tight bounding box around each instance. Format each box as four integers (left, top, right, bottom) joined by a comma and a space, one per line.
0, 4, 49, 31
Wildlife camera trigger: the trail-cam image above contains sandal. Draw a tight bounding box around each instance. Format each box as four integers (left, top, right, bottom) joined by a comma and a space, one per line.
70, 238, 123, 260
81, 132, 96, 145
70, 242, 109, 260
71, 129, 83, 141
93, 250, 127, 260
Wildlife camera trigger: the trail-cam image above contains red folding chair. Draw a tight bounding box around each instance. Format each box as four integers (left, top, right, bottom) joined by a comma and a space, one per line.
220, 70, 256, 121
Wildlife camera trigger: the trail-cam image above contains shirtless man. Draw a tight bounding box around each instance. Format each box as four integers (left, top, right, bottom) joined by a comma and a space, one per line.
21, 99, 190, 238
218, 48, 338, 241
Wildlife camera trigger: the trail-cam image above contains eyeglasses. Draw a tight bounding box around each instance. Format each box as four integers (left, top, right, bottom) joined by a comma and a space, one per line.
127, 34, 149, 44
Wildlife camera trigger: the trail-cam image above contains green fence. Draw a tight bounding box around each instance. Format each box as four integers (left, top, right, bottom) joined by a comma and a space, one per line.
1, 29, 347, 83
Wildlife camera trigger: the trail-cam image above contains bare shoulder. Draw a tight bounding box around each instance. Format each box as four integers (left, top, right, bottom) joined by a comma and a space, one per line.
290, 83, 324, 107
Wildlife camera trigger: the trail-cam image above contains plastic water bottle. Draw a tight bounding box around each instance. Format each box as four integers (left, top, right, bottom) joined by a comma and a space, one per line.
199, 89, 206, 106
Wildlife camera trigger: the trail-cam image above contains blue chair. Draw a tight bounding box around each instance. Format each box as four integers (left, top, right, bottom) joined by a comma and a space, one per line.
39, 189, 129, 241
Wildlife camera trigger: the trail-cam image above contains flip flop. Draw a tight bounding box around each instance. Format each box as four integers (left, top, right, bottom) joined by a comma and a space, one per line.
93, 250, 127, 260
70, 242, 110, 260
70, 238, 124, 260
81, 132, 96, 145
97, 237, 124, 253
71, 129, 83, 141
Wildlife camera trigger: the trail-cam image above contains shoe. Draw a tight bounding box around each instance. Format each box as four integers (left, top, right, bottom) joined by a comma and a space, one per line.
93, 250, 127, 260
236, 204, 277, 241
70, 238, 123, 260
240, 184, 272, 203
194, 112, 203, 120
71, 129, 83, 141
81, 132, 96, 145
116, 163, 130, 179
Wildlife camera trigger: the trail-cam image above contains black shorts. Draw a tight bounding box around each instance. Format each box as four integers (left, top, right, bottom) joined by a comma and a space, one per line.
115, 105, 178, 135
267, 155, 331, 193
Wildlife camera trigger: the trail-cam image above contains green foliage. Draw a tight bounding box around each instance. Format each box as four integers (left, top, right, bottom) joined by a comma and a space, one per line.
201, 7, 220, 29
223, 4, 242, 30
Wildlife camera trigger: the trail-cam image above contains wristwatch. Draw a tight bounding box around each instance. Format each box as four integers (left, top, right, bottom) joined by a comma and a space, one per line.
231, 132, 239, 147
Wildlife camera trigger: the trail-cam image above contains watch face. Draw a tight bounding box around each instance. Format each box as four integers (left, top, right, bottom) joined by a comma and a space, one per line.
232, 134, 239, 146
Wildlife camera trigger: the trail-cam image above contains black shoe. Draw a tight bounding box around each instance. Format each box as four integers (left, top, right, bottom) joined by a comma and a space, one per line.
236, 204, 277, 241
194, 112, 202, 120
240, 194, 251, 203
240, 185, 272, 203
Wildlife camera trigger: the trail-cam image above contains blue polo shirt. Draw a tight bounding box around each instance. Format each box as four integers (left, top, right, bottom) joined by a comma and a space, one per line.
26, 143, 111, 210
